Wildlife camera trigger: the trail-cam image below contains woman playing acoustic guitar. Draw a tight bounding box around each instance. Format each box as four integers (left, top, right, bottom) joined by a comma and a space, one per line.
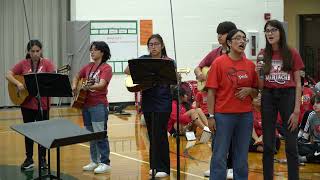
6, 39, 55, 170
71, 41, 113, 174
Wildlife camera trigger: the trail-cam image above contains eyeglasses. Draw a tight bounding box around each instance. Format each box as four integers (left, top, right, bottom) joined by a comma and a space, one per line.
148, 42, 161, 47
231, 37, 249, 43
264, 28, 278, 34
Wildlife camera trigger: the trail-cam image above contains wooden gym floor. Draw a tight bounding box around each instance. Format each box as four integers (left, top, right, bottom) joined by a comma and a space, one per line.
0, 106, 320, 180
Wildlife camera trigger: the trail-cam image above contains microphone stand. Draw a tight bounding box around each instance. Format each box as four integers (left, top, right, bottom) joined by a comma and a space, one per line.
169, 0, 181, 179
32, 69, 46, 180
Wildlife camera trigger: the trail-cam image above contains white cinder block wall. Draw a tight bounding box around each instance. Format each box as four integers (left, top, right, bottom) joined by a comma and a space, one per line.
71, 0, 284, 103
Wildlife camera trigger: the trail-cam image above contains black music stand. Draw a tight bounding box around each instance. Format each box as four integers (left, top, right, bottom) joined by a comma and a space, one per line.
17, 73, 73, 179
24, 73, 72, 98
128, 58, 178, 179
11, 119, 106, 180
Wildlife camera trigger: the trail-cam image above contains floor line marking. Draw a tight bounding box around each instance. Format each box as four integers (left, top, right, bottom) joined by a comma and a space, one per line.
78, 143, 204, 179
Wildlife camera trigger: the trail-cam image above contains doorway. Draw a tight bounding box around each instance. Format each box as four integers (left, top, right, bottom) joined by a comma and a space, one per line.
300, 14, 320, 82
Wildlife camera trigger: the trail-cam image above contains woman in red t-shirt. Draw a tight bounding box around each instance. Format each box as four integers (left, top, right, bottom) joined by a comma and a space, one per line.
6, 39, 55, 170
72, 41, 113, 174
206, 29, 258, 179
256, 20, 305, 180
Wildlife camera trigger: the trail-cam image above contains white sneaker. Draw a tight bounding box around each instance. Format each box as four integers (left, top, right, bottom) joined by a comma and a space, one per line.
203, 169, 210, 177
155, 172, 168, 178
149, 170, 168, 178
82, 162, 98, 171
94, 163, 111, 174
227, 169, 233, 179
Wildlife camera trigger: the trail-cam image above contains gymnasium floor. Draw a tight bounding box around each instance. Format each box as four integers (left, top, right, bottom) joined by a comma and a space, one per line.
0, 106, 319, 180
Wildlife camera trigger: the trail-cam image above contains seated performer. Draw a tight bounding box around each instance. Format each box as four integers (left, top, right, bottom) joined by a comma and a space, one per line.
168, 87, 210, 137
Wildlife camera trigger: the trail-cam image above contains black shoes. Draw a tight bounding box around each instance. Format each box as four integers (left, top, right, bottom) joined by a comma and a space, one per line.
21, 158, 35, 170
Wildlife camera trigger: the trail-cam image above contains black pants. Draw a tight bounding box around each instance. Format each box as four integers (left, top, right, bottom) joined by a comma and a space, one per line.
298, 142, 320, 163
144, 112, 171, 174
261, 88, 299, 180
21, 107, 48, 160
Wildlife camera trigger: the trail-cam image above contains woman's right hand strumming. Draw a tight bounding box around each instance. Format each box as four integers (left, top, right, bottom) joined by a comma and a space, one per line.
17, 82, 25, 91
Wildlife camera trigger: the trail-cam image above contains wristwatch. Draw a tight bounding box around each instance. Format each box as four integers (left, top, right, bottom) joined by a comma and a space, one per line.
208, 113, 215, 119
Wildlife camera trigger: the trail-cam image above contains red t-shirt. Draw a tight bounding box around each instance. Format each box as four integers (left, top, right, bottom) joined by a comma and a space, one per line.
299, 87, 314, 122
198, 47, 223, 68
78, 62, 112, 108
195, 91, 208, 115
168, 100, 192, 132
253, 109, 263, 136
262, 48, 304, 88
11, 58, 55, 110
206, 54, 258, 113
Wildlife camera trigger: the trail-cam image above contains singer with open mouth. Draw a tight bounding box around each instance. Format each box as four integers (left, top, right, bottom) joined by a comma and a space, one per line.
206, 29, 258, 180
256, 19, 305, 180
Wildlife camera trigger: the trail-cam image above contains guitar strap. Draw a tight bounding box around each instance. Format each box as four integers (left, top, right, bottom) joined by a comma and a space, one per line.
30, 59, 41, 73
87, 62, 103, 80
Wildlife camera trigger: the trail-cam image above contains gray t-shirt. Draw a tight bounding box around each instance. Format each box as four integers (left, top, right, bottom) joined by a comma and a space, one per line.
308, 112, 320, 143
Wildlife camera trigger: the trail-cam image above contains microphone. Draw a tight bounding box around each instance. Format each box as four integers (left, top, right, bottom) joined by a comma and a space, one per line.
257, 54, 265, 80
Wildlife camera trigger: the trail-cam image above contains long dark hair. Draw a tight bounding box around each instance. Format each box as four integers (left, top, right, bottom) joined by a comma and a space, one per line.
147, 34, 167, 57
172, 87, 191, 110
90, 41, 111, 63
264, 20, 292, 73
25, 39, 43, 59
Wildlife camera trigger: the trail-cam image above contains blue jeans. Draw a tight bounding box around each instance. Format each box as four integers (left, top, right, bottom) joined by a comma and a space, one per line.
82, 104, 110, 165
210, 112, 253, 180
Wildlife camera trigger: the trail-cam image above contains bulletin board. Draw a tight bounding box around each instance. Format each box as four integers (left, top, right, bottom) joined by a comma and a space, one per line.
90, 21, 138, 73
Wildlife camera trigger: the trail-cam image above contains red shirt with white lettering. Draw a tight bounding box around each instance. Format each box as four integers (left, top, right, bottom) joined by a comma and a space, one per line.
11, 58, 55, 110
78, 62, 112, 108
206, 54, 258, 113
263, 48, 304, 88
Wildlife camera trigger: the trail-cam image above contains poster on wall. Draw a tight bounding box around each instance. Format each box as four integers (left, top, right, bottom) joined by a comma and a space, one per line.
90, 21, 138, 73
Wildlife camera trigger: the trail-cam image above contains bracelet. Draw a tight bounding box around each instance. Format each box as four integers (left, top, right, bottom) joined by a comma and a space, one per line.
208, 113, 215, 119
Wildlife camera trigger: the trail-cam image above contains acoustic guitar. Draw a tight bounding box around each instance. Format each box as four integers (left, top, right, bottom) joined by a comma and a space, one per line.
71, 78, 95, 109
124, 67, 191, 92
197, 66, 210, 91
7, 65, 71, 105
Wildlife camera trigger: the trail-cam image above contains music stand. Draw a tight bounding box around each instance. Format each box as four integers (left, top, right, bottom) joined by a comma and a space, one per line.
21, 73, 73, 179
11, 119, 106, 180
128, 58, 178, 179
24, 73, 72, 98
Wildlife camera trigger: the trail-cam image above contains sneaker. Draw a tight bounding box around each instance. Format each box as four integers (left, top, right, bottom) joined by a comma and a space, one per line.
21, 158, 34, 170
203, 169, 210, 177
94, 163, 111, 174
149, 170, 169, 178
155, 172, 168, 178
227, 169, 233, 179
83, 162, 98, 171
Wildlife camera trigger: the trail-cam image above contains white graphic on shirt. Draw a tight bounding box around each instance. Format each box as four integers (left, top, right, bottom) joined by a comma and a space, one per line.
88, 69, 101, 92
265, 60, 290, 84
28, 66, 43, 73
